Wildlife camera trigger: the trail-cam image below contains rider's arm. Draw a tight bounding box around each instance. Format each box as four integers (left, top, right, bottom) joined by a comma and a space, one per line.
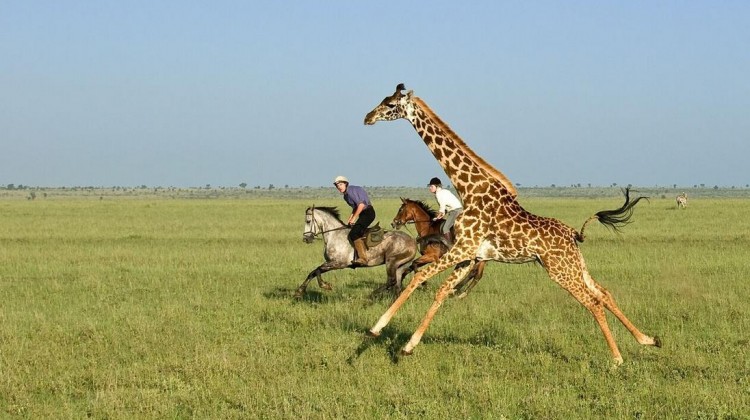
349, 202, 367, 224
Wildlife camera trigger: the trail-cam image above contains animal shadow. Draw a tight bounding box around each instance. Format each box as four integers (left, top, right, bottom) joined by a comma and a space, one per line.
346, 326, 414, 365
264, 287, 342, 304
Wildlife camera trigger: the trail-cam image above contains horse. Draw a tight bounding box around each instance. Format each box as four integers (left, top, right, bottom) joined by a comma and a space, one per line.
391, 198, 486, 298
297, 206, 418, 298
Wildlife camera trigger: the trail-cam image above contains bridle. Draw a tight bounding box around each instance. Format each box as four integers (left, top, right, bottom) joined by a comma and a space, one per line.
392, 205, 435, 237
303, 205, 350, 242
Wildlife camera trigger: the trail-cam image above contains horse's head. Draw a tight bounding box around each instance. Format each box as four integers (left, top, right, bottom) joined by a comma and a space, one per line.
392, 197, 416, 229
364, 83, 415, 125
303, 207, 318, 243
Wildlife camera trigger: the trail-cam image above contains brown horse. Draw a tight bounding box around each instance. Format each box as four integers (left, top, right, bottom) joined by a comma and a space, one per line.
391, 198, 486, 297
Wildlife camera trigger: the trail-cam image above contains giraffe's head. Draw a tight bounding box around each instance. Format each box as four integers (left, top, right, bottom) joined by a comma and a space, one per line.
364, 83, 414, 125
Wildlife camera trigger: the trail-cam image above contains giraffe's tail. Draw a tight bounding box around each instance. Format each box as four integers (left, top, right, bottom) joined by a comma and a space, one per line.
576, 187, 649, 242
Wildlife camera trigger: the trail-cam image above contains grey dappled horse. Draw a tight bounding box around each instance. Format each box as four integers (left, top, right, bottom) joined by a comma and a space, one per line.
297, 206, 417, 298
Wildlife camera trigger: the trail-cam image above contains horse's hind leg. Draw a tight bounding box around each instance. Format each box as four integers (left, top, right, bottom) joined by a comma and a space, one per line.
373, 253, 413, 298
370, 264, 398, 299
455, 260, 486, 299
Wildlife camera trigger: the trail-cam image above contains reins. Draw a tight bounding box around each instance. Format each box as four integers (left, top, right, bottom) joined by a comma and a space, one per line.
393, 213, 437, 241
306, 205, 350, 240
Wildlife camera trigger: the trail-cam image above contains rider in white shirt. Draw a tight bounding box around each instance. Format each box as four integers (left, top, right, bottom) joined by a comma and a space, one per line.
428, 177, 463, 246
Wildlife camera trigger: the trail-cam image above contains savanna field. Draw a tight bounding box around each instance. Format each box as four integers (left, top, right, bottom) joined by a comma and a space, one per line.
0, 188, 748, 418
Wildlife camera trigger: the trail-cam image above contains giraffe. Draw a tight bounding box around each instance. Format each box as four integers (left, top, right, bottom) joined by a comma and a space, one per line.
363, 84, 661, 365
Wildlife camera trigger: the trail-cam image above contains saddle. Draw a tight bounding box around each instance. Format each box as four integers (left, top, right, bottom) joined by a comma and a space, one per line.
417, 233, 450, 251
364, 223, 385, 247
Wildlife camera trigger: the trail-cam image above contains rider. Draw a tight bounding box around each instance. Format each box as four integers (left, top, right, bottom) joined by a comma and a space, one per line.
334, 176, 375, 266
428, 177, 462, 246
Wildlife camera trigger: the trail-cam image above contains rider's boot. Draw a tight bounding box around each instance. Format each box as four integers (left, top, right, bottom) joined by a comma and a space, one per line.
352, 238, 369, 266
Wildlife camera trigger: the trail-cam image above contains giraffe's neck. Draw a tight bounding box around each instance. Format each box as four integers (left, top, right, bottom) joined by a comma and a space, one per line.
408, 97, 516, 199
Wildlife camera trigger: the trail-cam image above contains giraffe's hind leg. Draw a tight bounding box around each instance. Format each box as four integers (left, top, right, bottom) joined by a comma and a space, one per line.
543, 255, 628, 364
552, 263, 661, 364
588, 303, 624, 365
597, 285, 662, 348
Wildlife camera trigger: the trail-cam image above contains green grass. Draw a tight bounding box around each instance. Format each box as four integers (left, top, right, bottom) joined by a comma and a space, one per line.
0, 195, 748, 418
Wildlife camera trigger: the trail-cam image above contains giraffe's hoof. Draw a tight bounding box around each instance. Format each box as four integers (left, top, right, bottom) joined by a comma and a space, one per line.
400, 348, 413, 356
653, 335, 662, 348
293, 289, 305, 299
366, 330, 380, 338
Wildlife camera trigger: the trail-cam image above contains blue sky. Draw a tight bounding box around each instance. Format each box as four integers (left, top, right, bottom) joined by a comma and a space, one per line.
2, 1, 748, 188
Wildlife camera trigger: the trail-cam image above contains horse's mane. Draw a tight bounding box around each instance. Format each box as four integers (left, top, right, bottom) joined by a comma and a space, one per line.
406, 199, 438, 220
311, 206, 346, 225
411, 96, 518, 197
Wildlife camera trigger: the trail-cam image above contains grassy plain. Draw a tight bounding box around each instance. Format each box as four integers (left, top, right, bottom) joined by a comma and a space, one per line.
0, 190, 748, 418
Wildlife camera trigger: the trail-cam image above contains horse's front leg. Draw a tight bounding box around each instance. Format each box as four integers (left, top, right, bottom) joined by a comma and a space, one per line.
455, 260, 486, 299
294, 263, 341, 298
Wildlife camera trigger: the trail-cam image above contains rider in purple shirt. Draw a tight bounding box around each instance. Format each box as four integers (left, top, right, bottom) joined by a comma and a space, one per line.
334, 175, 376, 266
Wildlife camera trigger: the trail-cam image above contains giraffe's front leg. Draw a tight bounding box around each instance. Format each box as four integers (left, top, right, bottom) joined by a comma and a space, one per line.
402, 261, 475, 355
367, 270, 429, 337
367, 256, 452, 337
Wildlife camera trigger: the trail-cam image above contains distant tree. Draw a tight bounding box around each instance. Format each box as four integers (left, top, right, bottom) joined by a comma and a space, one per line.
6, 184, 14, 190
239, 183, 247, 188
714, 185, 719, 190
268, 184, 275, 190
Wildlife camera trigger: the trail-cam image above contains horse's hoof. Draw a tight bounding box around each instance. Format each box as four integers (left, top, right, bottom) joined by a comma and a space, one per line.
366, 330, 380, 338
400, 348, 413, 356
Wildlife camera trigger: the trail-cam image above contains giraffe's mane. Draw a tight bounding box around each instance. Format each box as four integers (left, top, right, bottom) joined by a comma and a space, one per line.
412, 96, 518, 197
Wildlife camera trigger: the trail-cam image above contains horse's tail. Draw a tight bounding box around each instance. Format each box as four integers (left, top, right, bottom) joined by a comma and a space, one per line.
576, 187, 648, 242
